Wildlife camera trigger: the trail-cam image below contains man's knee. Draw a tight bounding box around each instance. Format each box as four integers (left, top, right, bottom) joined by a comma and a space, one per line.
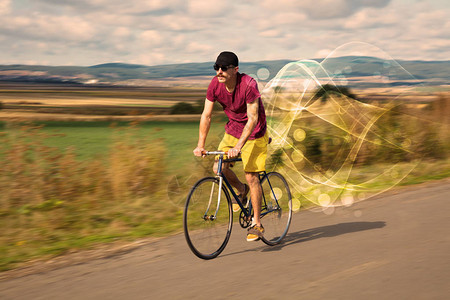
245, 172, 259, 186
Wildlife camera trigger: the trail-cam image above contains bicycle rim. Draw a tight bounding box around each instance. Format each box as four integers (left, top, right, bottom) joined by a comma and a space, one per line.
183, 177, 232, 259
260, 172, 292, 246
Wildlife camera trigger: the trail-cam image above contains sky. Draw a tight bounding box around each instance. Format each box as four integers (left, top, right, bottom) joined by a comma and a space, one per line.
0, 0, 449, 66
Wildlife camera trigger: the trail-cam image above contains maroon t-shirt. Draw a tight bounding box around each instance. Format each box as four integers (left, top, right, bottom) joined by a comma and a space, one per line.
206, 73, 266, 140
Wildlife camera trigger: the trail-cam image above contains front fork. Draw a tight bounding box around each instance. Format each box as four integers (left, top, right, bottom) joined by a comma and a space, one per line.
204, 155, 225, 221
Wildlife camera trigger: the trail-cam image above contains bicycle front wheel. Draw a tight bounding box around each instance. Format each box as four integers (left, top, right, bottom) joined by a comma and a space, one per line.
183, 177, 232, 259
260, 172, 292, 246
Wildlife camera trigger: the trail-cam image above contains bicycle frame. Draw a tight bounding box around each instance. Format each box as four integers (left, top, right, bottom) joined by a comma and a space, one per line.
207, 151, 281, 220
184, 150, 292, 259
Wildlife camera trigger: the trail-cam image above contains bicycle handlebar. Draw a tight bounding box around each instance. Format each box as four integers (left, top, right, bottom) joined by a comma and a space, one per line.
202, 151, 227, 156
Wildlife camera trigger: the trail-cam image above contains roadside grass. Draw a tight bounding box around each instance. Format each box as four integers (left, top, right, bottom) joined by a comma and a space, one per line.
0, 121, 186, 271
284, 159, 450, 210
0, 119, 226, 271
398, 159, 450, 185
0, 196, 184, 271
0, 119, 448, 272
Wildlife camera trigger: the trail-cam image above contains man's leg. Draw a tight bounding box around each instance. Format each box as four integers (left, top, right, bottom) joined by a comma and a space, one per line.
245, 171, 265, 241
213, 161, 246, 194
245, 172, 262, 226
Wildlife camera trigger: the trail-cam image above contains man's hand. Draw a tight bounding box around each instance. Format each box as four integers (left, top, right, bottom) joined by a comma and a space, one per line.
228, 147, 241, 158
193, 146, 206, 157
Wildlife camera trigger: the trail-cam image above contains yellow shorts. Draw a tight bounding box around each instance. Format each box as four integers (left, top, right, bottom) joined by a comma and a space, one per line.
218, 132, 269, 173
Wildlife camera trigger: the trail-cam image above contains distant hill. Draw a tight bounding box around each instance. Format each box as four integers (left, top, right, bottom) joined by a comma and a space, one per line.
0, 57, 448, 88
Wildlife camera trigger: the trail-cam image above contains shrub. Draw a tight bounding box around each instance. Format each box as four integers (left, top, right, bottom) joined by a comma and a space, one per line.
170, 102, 202, 114
169, 100, 222, 114
313, 84, 358, 103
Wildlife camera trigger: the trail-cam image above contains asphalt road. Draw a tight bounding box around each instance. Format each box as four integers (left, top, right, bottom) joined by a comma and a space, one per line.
1, 180, 449, 299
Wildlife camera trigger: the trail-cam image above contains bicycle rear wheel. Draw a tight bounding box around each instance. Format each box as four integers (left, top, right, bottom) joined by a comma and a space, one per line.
260, 172, 292, 246
183, 177, 232, 259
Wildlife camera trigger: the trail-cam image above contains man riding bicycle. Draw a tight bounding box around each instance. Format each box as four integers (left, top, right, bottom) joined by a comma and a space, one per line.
193, 51, 268, 241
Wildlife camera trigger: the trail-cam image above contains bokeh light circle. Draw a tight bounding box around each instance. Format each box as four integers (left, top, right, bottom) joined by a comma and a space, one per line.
341, 195, 354, 207
318, 194, 331, 207
292, 198, 301, 212
292, 150, 304, 163
257, 68, 270, 80
271, 187, 283, 200
323, 206, 335, 215
293, 129, 306, 142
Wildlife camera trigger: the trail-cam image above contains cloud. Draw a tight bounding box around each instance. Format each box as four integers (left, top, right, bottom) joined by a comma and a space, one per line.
112, 27, 132, 39
185, 41, 213, 54
0, 0, 448, 65
4, 14, 97, 42
157, 14, 206, 32
343, 7, 397, 29
0, 0, 11, 15
139, 30, 164, 48
259, 29, 283, 38
260, 0, 391, 19
37, 0, 184, 15
187, 0, 232, 17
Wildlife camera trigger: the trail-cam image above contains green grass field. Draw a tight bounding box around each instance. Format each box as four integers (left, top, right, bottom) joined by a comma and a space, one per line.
0, 119, 226, 173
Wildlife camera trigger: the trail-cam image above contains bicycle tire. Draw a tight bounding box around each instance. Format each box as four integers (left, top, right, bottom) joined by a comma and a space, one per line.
259, 172, 292, 246
183, 177, 233, 259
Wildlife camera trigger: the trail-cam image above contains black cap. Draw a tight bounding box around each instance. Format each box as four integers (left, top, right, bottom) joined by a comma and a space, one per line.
215, 51, 239, 66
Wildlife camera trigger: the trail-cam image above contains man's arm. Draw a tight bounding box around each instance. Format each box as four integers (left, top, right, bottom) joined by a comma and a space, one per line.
193, 99, 214, 156
228, 99, 259, 157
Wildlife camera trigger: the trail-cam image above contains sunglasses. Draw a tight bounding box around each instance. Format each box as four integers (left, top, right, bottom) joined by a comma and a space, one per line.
213, 64, 235, 72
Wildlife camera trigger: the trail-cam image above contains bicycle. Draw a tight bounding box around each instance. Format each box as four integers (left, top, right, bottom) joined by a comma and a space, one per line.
183, 151, 292, 259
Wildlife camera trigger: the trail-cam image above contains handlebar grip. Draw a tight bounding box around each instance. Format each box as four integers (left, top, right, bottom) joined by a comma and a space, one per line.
204, 151, 227, 155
